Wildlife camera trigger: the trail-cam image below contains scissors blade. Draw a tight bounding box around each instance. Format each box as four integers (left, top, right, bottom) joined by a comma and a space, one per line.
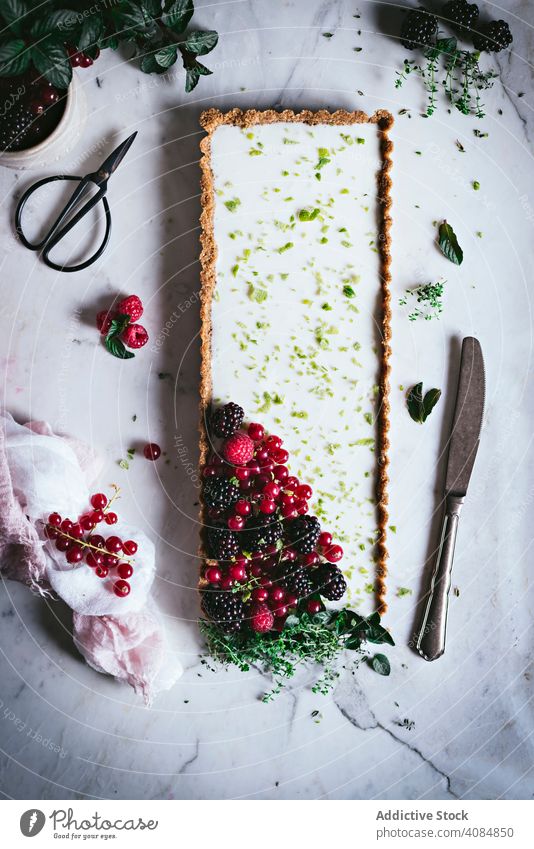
94, 132, 138, 184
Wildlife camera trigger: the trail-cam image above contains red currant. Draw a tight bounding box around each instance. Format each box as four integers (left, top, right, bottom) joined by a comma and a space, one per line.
234, 500, 251, 517
91, 510, 104, 524
205, 566, 222, 584
143, 443, 161, 461
263, 482, 280, 499
203, 465, 217, 478
248, 422, 265, 441
45, 525, 58, 540
69, 522, 83, 538
91, 493, 108, 509
307, 599, 323, 614
301, 551, 319, 567
295, 499, 309, 515
273, 465, 288, 482
260, 498, 276, 515
66, 545, 84, 564
113, 579, 131, 597
79, 54, 93, 68
55, 537, 72, 552
219, 576, 234, 590
61, 519, 73, 533
284, 547, 298, 562
255, 446, 269, 462
270, 586, 285, 603
80, 515, 95, 532
95, 565, 109, 578
234, 466, 250, 481
86, 551, 103, 568
105, 536, 123, 553
252, 587, 269, 602
318, 531, 332, 548
89, 534, 105, 549
281, 504, 297, 519
286, 476, 299, 491
228, 515, 245, 531
259, 576, 273, 588
296, 484, 312, 500
117, 563, 134, 580
122, 540, 138, 556
104, 554, 119, 568
325, 544, 343, 563
285, 594, 298, 607
104, 512, 118, 525
48, 512, 62, 527
246, 460, 261, 476
273, 605, 288, 619
67, 47, 82, 67
272, 448, 289, 464
229, 564, 246, 582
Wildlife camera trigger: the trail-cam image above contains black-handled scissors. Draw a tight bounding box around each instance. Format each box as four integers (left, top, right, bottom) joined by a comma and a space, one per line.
14, 132, 137, 273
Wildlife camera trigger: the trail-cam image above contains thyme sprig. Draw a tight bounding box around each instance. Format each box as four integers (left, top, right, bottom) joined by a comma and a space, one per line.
396, 36, 497, 118
200, 608, 394, 701
399, 280, 446, 321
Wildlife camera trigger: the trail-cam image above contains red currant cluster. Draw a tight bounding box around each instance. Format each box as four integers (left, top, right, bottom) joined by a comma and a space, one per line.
44, 490, 137, 598
67, 46, 100, 69
201, 403, 348, 634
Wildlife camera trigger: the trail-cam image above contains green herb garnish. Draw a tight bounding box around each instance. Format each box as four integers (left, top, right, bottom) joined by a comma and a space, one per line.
224, 198, 241, 213
438, 220, 463, 265
399, 280, 445, 321
406, 382, 441, 424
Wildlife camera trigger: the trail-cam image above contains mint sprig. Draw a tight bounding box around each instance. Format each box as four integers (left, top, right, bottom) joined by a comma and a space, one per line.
438, 221, 463, 265
407, 382, 441, 424
105, 314, 134, 360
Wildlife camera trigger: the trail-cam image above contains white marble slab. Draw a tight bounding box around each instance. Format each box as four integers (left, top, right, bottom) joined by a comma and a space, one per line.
0, 0, 533, 800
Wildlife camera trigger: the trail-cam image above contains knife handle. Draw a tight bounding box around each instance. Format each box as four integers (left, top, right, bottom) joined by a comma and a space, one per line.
416, 493, 464, 661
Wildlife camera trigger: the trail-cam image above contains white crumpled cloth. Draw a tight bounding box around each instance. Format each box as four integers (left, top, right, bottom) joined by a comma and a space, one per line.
0, 412, 182, 703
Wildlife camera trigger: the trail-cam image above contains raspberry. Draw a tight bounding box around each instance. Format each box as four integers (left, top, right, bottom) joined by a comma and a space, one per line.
472, 20, 513, 53
223, 432, 255, 465
287, 515, 321, 554
250, 602, 274, 633
400, 8, 438, 50
116, 294, 143, 322
314, 565, 347, 601
211, 402, 244, 438
96, 309, 116, 335
121, 324, 149, 349
203, 477, 239, 510
443, 0, 479, 35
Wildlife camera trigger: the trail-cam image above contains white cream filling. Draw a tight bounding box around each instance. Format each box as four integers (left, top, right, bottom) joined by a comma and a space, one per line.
210, 121, 384, 606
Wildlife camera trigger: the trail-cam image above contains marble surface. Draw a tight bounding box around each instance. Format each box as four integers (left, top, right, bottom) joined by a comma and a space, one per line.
1, 0, 533, 800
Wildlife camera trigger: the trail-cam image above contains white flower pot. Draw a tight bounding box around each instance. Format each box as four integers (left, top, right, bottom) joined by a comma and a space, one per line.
0, 72, 87, 170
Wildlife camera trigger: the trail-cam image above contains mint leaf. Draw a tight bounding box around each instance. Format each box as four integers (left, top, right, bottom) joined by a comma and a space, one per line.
0, 0, 28, 36
31, 37, 72, 88
31, 10, 78, 38
155, 44, 178, 68
370, 653, 391, 676
182, 30, 218, 56
0, 39, 28, 76
105, 314, 134, 360
162, 0, 194, 33
423, 387, 441, 418
438, 220, 463, 265
407, 383, 441, 423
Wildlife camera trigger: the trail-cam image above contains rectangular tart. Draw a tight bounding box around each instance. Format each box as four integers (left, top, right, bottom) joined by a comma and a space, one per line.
199, 108, 393, 612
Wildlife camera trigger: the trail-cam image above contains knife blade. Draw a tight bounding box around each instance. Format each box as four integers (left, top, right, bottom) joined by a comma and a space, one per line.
416, 336, 485, 661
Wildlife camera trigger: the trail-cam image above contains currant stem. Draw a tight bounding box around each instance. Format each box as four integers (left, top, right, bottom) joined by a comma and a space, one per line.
45, 524, 135, 565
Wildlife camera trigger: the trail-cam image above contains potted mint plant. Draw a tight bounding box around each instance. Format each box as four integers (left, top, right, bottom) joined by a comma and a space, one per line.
0, 0, 218, 166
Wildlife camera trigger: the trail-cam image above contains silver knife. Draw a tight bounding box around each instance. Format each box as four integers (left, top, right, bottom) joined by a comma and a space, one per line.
416, 336, 485, 661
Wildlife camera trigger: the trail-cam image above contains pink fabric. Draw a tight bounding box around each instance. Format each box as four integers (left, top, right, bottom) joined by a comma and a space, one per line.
0, 414, 179, 704
73, 608, 165, 704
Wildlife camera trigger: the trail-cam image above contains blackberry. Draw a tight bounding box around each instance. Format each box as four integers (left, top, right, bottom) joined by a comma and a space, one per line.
278, 565, 313, 599
442, 1, 479, 35
244, 515, 283, 550
287, 515, 321, 554
472, 20, 513, 53
203, 477, 239, 510
205, 526, 240, 561
210, 402, 244, 438
201, 589, 245, 633
400, 9, 438, 50
314, 565, 347, 601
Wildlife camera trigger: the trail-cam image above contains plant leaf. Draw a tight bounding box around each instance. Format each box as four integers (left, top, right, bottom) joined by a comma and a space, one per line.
406, 382, 425, 423
30, 10, 78, 38
105, 335, 135, 360
154, 43, 178, 67
370, 653, 391, 675
31, 37, 72, 88
182, 29, 218, 55
185, 64, 199, 91
0, 0, 28, 36
111, 1, 147, 39
77, 14, 105, 52
345, 634, 363, 650
162, 0, 194, 33
423, 387, 441, 419
438, 220, 463, 265
0, 38, 28, 76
